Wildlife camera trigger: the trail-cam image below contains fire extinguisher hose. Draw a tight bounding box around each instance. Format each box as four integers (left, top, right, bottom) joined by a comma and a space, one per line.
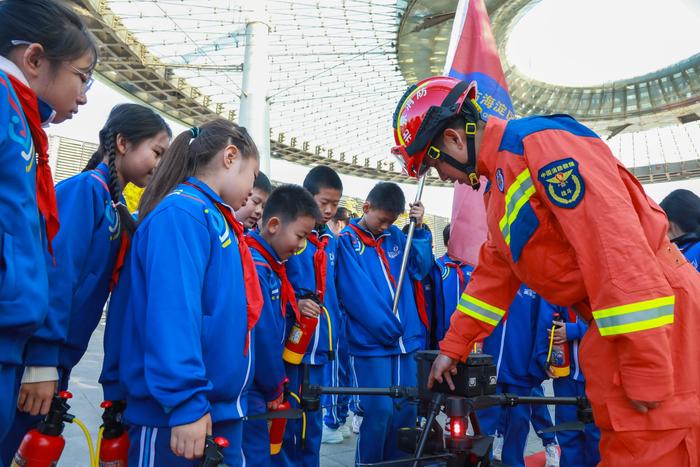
72, 417, 97, 467
95, 426, 105, 467
287, 391, 306, 442
546, 324, 556, 365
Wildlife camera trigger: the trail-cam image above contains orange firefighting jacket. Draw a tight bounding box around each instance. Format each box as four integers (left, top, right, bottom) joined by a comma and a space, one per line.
440, 115, 685, 404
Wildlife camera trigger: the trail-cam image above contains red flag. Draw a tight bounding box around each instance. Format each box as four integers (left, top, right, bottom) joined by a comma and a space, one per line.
443, 0, 514, 265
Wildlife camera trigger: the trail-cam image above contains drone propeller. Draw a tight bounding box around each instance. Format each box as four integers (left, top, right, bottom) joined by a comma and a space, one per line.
245, 409, 304, 421
538, 421, 586, 434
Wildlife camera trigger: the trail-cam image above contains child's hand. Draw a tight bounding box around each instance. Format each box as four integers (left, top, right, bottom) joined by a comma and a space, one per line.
552, 321, 568, 344
409, 201, 425, 227
18, 380, 57, 416
267, 392, 284, 410
299, 298, 321, 318
171, 413, 212, 460
546, 366, 557, 379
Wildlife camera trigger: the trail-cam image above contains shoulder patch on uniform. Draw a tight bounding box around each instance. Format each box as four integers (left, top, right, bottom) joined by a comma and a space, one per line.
537, 157, 585, 209
495, 168, 505, 192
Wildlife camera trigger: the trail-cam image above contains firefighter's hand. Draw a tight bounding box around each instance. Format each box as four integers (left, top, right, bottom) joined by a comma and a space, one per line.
267, 392, 285, 410
428, 353, 458, 390
171, 413, 212, 460
409, 201, 425, 227
629, 399, 661, 414
18, 380, 57, 416
552, 321, 568, 345
299, 298, 321, 318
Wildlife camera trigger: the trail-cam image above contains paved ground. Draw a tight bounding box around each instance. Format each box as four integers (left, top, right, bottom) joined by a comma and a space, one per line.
59, 320, 548, 466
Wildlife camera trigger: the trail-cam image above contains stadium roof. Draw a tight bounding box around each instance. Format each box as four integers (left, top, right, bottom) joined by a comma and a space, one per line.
71, 0, 700, 184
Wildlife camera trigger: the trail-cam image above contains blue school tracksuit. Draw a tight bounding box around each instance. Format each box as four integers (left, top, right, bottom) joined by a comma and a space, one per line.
0, 162, 125, 461
118, 178, 252, 466
0, 70, 51, 444
534, 304, 600, 467
281, 226, 339, 466
242, 232, 288, 467
674, 232, 700, 272
336, 219, 433, 465
428, 254, 474, 345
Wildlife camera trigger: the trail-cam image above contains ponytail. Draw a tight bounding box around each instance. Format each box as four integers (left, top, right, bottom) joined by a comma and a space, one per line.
138, 118, 259, 220
101, 127, 137, 236
82, 150, 103, 172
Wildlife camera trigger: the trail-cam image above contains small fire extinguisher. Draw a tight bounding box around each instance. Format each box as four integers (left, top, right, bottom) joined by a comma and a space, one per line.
11, 391, 74, 467
98, 400, 129, 466
199, 436, 229, 467
283, 292, 320, 365
548, 312, 571, 378
268, 379, 290, 455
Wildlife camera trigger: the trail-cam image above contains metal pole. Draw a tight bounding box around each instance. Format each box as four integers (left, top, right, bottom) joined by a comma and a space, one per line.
392, 174, 427, 316
239, 0, 271, 176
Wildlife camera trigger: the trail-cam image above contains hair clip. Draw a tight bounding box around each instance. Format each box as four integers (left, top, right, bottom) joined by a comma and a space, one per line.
190, 127, 201, 138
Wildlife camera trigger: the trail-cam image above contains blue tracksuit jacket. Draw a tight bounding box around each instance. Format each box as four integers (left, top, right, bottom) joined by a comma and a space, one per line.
118, 177, 253, 427
336, 219, 433, 357
249, 231, 288, 403
25, 163, 123, 369
429, 254, 474, 344
0, 70, 50, 365
674, 232, 700, 272
285, 226, 338, 366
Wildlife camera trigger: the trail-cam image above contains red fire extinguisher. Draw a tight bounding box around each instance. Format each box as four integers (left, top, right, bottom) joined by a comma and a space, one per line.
268, 379, 291, 455
283, 292, 320, 365
11, 391, 74, 467
548, 312, 571, 377
199, 436, 228, 467
98, 400, 129, 466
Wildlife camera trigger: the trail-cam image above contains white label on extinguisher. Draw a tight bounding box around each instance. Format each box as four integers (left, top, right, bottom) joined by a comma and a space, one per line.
289, 326, 303, 344
12, 457, 57, 467
99, 461, 125, 467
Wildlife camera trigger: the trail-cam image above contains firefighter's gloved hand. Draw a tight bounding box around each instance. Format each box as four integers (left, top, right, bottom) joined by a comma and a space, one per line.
409, 201, 425, 227
18, 380, 57, 416
628, 399, 661, 414
428, 353, 458, 391
299, 298, 321, 318
171, 413, 212, 460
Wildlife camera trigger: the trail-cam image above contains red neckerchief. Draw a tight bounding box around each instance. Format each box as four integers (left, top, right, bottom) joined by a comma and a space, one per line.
445, 261, 466, 292
184, 182, 263, 355
306, 230, 329, 302
246, 235, 301, 322
7, 74, 59, 256
348, 223, 396, 287
413, 280, 429, 329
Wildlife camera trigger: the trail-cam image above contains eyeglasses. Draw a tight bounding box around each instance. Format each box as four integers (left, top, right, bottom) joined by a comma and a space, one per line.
10, 40, 94, 93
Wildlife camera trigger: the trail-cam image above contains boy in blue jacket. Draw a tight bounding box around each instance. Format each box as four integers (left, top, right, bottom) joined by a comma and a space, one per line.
236, 171, 272, 232
534, 304, 600, 467
282, 166, 344, 462
243, 185, 320, 466
336, 182, 433, 465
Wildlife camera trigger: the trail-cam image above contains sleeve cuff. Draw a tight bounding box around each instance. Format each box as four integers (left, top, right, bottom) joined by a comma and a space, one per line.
101, 381, 125, 402
23, 340, 61, 367
565, 323, 581, 341
22, 366, 59, 384
167, 392, 211, 427
439, 333, 471, 362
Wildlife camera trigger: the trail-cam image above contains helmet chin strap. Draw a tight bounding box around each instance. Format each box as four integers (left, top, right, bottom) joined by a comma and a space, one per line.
428, 117, 480, 190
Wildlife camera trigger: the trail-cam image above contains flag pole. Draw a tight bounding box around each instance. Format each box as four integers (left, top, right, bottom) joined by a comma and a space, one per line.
392, 174, 427, 316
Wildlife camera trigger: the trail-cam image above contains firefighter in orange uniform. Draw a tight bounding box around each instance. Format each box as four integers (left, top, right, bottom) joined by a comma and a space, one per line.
391, 76, 700, 466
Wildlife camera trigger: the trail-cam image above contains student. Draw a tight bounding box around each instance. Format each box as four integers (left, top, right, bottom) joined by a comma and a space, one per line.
236, 171, 272, 232
242, 185, 320, 466
0, 0, 96, 442
117, 119, 261, 466
282, 166, 343, 463
336, 182, 433, 465
0, 104, 170, 460
660, 189, 700, 271
534, 304, 601, 467
328, 207, 351, 236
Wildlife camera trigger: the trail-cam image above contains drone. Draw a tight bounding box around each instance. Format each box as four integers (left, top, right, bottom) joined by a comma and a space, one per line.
261, 350, 594, 467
